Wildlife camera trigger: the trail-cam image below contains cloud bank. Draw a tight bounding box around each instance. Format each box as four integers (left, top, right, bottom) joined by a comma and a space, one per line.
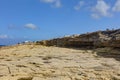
91, 0, 111, 19
74, 0, 120, 19
112, 0, 120, 12
40, 0, 120, 19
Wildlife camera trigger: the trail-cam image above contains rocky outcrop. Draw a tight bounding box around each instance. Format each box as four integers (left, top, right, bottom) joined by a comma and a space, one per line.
36, 29, 120, 48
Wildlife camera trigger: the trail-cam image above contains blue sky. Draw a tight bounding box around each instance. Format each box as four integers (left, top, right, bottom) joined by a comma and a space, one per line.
0, 0, 120, 45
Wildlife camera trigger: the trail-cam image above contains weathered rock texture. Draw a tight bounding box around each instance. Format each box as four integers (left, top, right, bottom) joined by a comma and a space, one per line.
0, 45, 120, 80
36, 29, 120, 48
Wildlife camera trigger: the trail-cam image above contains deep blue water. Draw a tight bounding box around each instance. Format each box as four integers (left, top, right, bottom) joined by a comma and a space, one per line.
0, 45, 6, 47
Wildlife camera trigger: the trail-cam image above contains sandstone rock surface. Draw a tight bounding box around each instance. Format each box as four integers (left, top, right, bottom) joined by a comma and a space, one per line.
0, 45, 120, 80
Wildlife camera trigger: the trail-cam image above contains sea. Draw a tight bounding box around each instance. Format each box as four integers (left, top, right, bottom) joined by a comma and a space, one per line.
0, 45, 6, 47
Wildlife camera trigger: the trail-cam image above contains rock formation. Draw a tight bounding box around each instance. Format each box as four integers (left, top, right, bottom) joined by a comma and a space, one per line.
35, 29, 120, 48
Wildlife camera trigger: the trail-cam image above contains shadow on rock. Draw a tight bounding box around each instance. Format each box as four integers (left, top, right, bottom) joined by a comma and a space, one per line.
95, 48, 120, 61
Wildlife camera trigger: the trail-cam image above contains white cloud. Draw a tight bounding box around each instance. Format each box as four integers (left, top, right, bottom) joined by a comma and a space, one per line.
0, 35, 9, 39
74, 1, 84, 10
40, 0, 62, 8
112, 0, 120, 12
91, 0, 111, 18
24, 23, 38, 30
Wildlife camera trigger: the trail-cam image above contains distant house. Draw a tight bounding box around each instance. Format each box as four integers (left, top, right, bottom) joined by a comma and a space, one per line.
24, 40, 30, 43
22, 40, 32, 45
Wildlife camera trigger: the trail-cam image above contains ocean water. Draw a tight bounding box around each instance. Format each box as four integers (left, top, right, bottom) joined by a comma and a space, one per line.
0, 45, 6, 47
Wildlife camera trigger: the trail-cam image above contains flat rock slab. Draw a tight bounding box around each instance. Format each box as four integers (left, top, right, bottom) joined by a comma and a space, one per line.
0, 45, 120, 80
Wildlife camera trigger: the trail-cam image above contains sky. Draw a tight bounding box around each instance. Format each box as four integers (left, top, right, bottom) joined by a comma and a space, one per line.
0, 0, 120, 45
